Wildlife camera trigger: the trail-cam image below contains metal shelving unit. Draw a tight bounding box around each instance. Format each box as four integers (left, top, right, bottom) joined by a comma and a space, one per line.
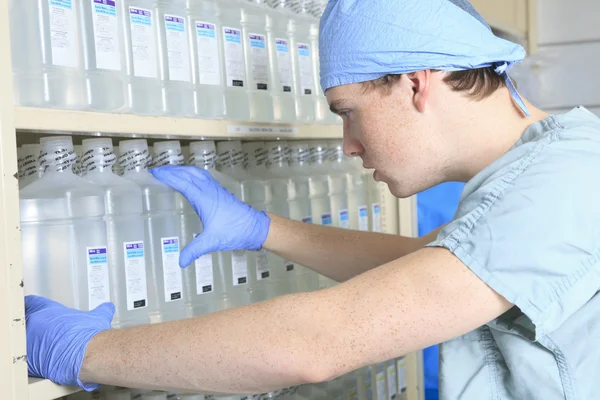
0, 0, 423, 399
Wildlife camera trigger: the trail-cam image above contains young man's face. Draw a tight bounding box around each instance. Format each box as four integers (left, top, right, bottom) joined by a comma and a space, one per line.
326, 75, 450, 198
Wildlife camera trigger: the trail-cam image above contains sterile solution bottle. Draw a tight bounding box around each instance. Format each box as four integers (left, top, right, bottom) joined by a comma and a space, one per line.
156, 0, 195, 117
395, 357, 408, 400
359, 367, 373, 400
241, 1, 275, 122
17, 144, 42, 189
9, 0, 85, 109
220, 0, 251, 121
81, 138, 154, 328
140, 392, 168, 400
119, 139, 184, 322
289, 6, 316, 122
105, 387, 132, 400
266, 2, 297, 122
372, 363, 389, 400
241, 141, 276, 302
179, 395, 206, 400
188, 0, 226, 119
386, 360, 398, 400
122, 0, 163, 115
73, 144, 83, 176
20, 136, 108, 310
215, 140, 253, 307
368, 175, 384, 233
153, 140, 218, 316
288, 141, 319, 292
79, 0, 128, 112
321, 142, 349, 231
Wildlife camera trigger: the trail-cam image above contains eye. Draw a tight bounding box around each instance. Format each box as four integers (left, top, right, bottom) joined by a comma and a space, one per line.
339, 110, 351, 118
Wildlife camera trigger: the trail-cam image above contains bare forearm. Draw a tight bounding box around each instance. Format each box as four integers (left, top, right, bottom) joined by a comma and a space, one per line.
80, 293, 335, 394
264, 213, 437, 282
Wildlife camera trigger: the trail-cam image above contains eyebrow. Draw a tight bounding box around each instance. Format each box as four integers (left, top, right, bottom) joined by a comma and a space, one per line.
329, 99, 351, 114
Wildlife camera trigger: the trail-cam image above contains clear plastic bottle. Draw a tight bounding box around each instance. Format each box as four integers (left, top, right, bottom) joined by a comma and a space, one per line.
241, 141, 277, 302
140, 392, 168, 400
329, 140, 369, 232
179, 395, 206, 400
395, 357, 408, 400
289, 8, 316, 122
288, 141, 319, 292
156, 0, 195, 116
188, 0, 226, 119
119, 139, 184, 322
122, 0, 163, 115
153, 140, 217, 316
105, 387, 132, 400
386, 360, 398, 400
79, 0, 128, 111
241, 1, 275, 122
368, 176, 384, 233
81, 138, 154, 328
20, 136, 108, 310
17, 144, 42, 189
372, 363, 389, 400
8, 0, 85, 109
220, 0, 251, 121
266, 3, 296, 122
73, 144, 83, 176
214, 140, 253, 307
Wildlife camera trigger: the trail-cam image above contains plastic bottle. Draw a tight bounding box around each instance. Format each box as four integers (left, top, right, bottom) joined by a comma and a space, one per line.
119, 139, 184, 322
188, 0, 226, 119
386, 360, 398, 400
79, 0, 128, 111
105, 387, 132, 400
266, 3, 296, 122
372, 363, 388, 400
287, 141, 319, 292
395, 357, 408, 400
73, 144, 83, 176
368, 176, 384, 233
122, 0, 163, 115
156, 0, 195, 116
20, 136, 108, 310
8, 0, 85, 109
81, 138, 154, 328
153, 140, 218, 316
179, 395, 206, 400
241, 141, 276, 302
212, 140, 252, 307
328, 140, 369, 232
17, 144, 42, 189
220, 0, 251, 121
289, 6, 316, 122
141, 392, 168, 400
241, 1, 275, 122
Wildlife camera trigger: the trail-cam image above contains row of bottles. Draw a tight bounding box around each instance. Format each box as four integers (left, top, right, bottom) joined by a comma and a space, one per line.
64, 357, 408, 400
18, 136, 389, 329
9, 0, 339, 124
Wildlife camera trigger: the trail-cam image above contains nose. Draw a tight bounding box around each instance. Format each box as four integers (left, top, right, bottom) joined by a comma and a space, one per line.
342, 123, 364, 158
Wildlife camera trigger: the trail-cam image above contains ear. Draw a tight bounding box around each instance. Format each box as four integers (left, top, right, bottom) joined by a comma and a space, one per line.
406, 70, 432, 113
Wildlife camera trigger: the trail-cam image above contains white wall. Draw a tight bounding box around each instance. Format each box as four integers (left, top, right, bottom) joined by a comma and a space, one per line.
520, 0, 600, 116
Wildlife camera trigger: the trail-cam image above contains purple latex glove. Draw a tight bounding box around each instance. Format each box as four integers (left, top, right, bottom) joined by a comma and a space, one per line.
150, 165, 271, 267
25, 295, 114, 391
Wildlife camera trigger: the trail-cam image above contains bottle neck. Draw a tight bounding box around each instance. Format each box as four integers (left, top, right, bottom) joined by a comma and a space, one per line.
218, 148, 246, 170
40, 146, 77, 174
153, 148, 184, 167
190, 149, 218, 171
289, 148, 310, 167
266, 146, 289, 169
18, 153, 39, 178
329, 147, 344, 164
246, 147, 269, 170
120, 148, 151, 173
309, 146, 328, 166
82, 146, 118, 174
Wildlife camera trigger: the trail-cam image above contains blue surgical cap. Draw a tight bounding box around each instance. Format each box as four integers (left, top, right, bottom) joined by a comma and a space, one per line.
319, 0, 530, 116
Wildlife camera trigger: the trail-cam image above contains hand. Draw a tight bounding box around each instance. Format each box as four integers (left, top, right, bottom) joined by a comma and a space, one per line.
25, 295, 114, 391
150, 165, 271, 266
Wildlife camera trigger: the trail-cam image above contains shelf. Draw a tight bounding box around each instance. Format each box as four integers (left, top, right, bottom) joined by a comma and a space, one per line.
28, 378, 81, 400
14, 107, 342, 141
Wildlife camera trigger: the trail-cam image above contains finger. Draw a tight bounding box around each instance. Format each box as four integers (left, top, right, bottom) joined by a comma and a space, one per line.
179, 233, 219, 268
25, 295, 60, 314
91, 302, 116, 323
151, 166, 204, 199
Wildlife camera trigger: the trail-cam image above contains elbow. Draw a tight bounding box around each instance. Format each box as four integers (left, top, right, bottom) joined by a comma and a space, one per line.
293, 333, 346, 385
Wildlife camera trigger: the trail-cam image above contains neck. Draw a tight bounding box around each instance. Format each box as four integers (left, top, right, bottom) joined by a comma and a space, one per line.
443, 89, 549, 182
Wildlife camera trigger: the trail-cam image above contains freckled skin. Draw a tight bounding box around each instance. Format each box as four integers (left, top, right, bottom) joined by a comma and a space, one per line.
80, 71, 549, 394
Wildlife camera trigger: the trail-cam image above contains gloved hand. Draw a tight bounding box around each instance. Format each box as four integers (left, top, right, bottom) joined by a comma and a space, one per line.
25, 295, 114, 391
151, 165, 271, 267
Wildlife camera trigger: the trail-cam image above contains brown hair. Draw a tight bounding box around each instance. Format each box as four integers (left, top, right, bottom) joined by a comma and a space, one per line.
361, 66, 510, 100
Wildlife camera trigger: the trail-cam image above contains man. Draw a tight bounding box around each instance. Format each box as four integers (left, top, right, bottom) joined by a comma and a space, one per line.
26, 1, 600, 399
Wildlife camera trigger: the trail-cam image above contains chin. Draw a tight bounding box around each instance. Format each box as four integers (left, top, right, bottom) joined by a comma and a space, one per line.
387, 182, 417, 199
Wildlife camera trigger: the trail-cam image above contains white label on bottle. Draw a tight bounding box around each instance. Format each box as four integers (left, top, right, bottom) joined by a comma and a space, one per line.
387, 365, 397, 399
275, 38, 293, 92
376, 371, 386, 400
49, 0, 78, 67
86, 247, 110, 310
195, 21, 221, 85
161, 237, 183, 302
91, 0, 121, 71
194, 252, 214, 294
223, 27, 245, 87
373, 203, 382, 233
129, 7, 157, 78
256, 250, 270, 280
249, 33, 269, 90
339, 209, 349, 229
123, 241, 148, 310
297, 43, 313, 95
359, 205, 369, 231
164, 15, 191, 82
321, 213, 332, 226
232, 250, 248, 286
396, 358, 407, 393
